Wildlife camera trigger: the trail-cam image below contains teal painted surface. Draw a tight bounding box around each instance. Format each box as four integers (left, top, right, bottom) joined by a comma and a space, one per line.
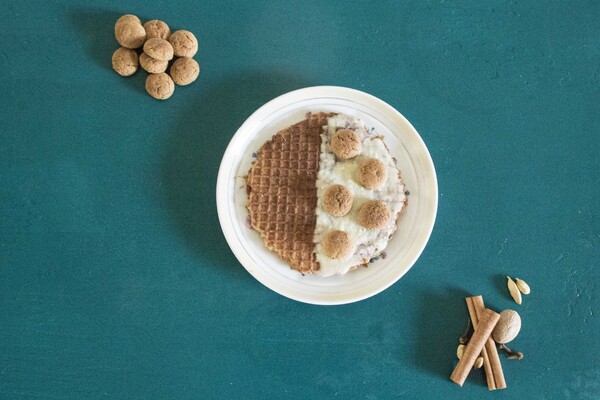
1, 1, 598, 398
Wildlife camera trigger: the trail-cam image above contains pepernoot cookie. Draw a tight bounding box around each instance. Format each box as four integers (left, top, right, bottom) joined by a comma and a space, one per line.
331, 128, 361, 159
115, 14, 141, 26
145, 73, 174, 100
170, 57, 200, 86
358, 200, 391, 230
111, 47, 139, 76
143, 20, 171, 40
322, 184, 353, 217
139, 52, 168, 73
115, 17, 146, 49
357, 157, 387, 189
169, 30, 198, 58
321, 230, 355, 260
143, 38, 174, 61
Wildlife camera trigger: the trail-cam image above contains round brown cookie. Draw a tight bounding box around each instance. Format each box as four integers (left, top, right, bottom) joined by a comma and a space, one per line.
143, 38, 174, 61
169, 30, 198, 58
143, 20, 171, 40
170, 57, 200, 86
115, 14, 141, 26
358, 200, 391, 229
111, 47, 139, 76
145, 73, 174, 100
321, 230, 354, 260
139, 52, 169, 73
322, 184, 353, 217
331, 128, 361, 159
357, 157, 387, 189
115, 18, 146, 49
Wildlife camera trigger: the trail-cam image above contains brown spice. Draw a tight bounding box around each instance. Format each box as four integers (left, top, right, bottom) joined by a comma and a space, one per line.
450, 308, 500, 387
466, 297, 496, 390
470, 296, 507, 390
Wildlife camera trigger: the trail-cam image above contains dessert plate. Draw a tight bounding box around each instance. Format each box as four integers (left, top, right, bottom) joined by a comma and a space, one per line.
216, 86, 437, 305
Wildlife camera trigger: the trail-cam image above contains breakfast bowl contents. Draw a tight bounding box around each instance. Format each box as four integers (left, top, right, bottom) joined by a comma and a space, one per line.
216, 86, 438, 304
246, 112, 407, 277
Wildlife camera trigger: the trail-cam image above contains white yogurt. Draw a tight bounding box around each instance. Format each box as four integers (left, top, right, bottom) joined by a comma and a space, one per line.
313, 114, 406, 277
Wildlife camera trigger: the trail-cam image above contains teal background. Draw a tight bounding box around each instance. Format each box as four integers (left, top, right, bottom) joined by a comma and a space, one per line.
1, 0, 598, 399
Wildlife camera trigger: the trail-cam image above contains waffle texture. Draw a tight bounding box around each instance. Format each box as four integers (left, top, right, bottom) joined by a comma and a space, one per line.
246, 112, 334, 273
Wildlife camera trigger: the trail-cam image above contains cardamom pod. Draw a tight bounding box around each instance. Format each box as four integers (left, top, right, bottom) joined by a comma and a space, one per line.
456, 344, 465, 360
474, 356, 484, 369
516, 278, 531, 295
507, 276, 522, 305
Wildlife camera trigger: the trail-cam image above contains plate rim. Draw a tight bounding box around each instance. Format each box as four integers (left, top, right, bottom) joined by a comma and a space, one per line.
216, 85, 438, 305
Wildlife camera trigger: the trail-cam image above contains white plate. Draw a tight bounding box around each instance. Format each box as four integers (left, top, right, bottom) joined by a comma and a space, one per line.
216, 86, 437, 305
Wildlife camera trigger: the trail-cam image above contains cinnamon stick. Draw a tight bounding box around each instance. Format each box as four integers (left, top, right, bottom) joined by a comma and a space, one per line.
466, 297, 496, 390
472, 296, 507, 389
450, 308, 500, 386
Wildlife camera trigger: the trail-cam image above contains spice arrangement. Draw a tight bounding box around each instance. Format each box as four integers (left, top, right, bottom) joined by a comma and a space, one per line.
111, 14, 200, 100
450, 277, 531, 390
507, 276, 531, 304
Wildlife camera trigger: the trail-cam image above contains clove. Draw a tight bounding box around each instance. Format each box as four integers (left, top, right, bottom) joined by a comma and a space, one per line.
498, 343, 524, 360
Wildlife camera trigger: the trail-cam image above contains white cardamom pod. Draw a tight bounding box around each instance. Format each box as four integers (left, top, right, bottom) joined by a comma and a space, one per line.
474, 356, 484, 369
516, 278, 531, 295
507, 276, 522, 305
456, 344, 465, 360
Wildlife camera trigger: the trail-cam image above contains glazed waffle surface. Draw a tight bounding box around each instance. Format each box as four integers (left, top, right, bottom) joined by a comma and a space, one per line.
246, 112, 334, 273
